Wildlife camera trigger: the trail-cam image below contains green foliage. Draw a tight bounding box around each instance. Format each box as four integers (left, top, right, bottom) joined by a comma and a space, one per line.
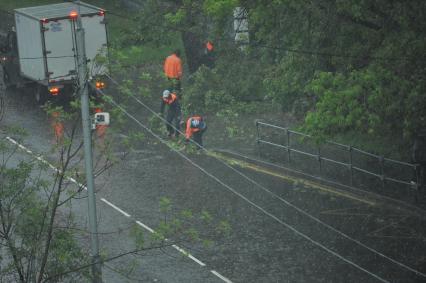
122, 131, 146, 151
221, 0, 426, 151
164, 8, 187, 25
216, 220, 232, 236
181, 209, 194, 219
200, 210, 212, 223
303, 67, 414, 140
159, 197, 172, 213
0, 0, 57, 10
0, 134, 90, 281
203, 0, 239, 19
127, 198, 232, 254
263, 54, 317, 113
148, 113, 164, 135
183, 51, 266, 115
47, 230, 90, 279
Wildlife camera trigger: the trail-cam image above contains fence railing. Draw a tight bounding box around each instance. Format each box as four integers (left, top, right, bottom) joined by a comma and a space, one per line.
255, 121, 420, 203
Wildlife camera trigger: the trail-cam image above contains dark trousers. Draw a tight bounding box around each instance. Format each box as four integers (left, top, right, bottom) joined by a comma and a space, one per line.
166, 105, 181, 137
192, 126, 207, 148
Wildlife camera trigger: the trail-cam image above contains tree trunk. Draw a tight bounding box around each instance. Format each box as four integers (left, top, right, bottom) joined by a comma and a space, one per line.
181, 31, 204, 74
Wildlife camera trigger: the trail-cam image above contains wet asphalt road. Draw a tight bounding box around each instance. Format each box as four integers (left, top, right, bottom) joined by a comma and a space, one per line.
2, 87, 426, 283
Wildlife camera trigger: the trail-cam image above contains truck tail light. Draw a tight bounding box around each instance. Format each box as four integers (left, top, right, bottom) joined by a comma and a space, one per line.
69, 10, 78, 19
98, 10, 105, 16
95, 81, 105, 89
49, 87, 59, 96
41, 18, 49, 24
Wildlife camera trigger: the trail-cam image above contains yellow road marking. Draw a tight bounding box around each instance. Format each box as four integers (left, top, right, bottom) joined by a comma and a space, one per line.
209, 151, 376, 206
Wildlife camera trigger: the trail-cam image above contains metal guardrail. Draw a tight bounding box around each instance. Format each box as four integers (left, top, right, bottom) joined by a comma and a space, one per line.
255, 121, 420, 198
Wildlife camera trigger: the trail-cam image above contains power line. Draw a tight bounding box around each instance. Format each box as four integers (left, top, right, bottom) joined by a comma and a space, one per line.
106, 10, 410, 62
102, 73, 426, 280
95, 85, 393, 282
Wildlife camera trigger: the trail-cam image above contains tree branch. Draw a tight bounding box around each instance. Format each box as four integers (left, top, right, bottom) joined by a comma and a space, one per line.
43, 243, 177, 282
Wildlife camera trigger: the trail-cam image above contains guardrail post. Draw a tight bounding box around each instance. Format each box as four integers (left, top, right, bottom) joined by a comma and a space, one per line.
255, 120, 260, 145
349, 145, 353, 187
318, 147, 322, 178
414, 164, 420, 203
414, 164, 420, 189
255, 120, 260, 157
287, 129, 291, 164
416, 164, 421, 188
379, 156, 385, 189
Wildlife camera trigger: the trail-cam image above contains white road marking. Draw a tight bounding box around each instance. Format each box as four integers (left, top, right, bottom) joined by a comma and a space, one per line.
100, 198, 131, 217
172, 245, 206, 266
5, 136, 232, 283
136, 220, 155, 233
211, 270, 233, 283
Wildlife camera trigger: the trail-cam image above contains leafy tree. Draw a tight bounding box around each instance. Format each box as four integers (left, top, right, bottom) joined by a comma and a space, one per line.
237, 0, 426, 144
0, 103, 230, 281
0, 120, 92, 282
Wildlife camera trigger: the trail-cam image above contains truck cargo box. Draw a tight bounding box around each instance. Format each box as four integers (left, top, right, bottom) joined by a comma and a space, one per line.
14, 2, 107, 86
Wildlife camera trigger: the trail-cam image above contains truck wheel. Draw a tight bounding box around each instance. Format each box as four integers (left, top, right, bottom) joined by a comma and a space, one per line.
35, 85, 48, 105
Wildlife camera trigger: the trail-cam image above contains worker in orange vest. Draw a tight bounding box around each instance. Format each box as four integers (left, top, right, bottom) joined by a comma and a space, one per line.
185, 115, 207, 148
206, 41, 214, 53
51, 111, 64, 144
204, 40, 215, 68
94, 107, 107, 141
163, 50, 183, 95
161, 89, 181, 138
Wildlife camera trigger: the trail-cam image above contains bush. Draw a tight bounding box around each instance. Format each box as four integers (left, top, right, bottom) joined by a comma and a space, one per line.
183, 48, 266, 115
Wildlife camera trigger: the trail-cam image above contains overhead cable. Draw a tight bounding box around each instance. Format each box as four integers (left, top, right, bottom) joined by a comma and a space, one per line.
96, 84, 391, 283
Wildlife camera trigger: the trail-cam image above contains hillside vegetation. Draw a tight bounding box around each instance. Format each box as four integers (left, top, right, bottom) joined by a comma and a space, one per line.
106, 0, 425, 159
3, 0, 425, 159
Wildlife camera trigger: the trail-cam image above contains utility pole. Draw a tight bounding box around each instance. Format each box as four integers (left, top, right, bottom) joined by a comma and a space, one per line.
74, 1, 102, 282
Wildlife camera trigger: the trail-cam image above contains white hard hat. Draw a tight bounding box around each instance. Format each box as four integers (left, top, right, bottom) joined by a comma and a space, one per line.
162, 89, 171, 98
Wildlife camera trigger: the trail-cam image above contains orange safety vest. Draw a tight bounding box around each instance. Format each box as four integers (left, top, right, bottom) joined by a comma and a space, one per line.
206, 41, 214, 52
93, 108, 107, 139
162, 92, 178, 105
164, 54, 182, 79
185, 116, 203, 139
51, 111, 64, 142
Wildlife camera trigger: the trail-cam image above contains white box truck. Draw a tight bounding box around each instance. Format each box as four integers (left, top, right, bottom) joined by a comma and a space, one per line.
0, 2, 108, 104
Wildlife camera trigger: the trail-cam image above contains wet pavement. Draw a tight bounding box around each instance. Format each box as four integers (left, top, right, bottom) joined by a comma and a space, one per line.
2, 87, 426, 282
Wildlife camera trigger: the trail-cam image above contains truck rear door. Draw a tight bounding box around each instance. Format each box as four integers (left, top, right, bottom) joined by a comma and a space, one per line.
42, 19, 76, 82
82, 14, 107, 77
